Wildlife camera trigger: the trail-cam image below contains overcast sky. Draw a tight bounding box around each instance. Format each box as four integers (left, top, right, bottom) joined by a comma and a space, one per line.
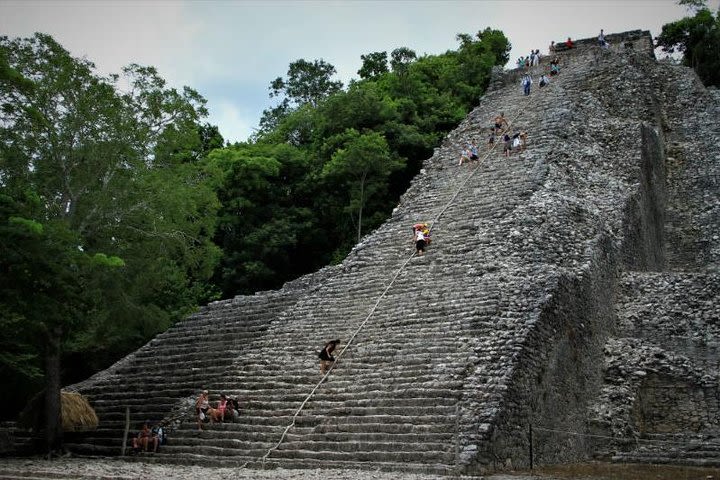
2, 0, 718, 143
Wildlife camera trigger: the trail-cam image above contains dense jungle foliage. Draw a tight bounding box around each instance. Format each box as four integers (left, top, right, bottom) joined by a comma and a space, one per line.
0, 29, 510, 443
656, 0, 720, 87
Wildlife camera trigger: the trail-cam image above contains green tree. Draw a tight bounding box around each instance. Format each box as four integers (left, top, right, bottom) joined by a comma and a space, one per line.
270, 58, 343, 108
321, 129, 402, 244
197, 123, 225, 156
390, 47, 417, 75
358, 51, 389, 79
656, 4, 720, 87
208, 143, 314, 295
0, 33, 220, 451
258, 58, 343, 140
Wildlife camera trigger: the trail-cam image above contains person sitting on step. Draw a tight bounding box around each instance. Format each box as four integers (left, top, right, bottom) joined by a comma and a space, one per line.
512, 132, 522, 152
196, 389, 210, 430
458, 145, 472, 166
413, 225, 427, 256
412, 223, 431, 248
132, 421, 155, 453
210, 393, 228, 423
469, 140, 479, 162
150, 422, 165, 452
226, 396, 241, 421
549, 58, 560, 76
319, 339, 341, 374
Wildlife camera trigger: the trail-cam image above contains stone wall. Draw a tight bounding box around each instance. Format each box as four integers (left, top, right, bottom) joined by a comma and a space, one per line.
481, 118, 669, 468
619, 124, 666, 271
451, 30, 686, 471
586, 28, 720, 464
486, 234, 618, 468
632, 374, 719, 434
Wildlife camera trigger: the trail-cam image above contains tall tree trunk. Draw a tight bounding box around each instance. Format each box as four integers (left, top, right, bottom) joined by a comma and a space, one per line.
357, 172, 366, 244
44, 325, 63, 457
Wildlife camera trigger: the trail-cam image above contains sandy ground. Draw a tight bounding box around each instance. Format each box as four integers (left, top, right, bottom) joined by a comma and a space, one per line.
5, 457, 715, 480
0, 457, 518, 480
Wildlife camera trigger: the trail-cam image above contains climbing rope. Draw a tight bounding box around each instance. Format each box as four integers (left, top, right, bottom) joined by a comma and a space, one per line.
243, 65, 557, 469
427, 86, 540, 235
533, 426, 720, 447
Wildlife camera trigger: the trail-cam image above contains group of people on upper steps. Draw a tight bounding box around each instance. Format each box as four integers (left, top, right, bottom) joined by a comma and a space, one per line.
458, 110, 528, 166
516, 49, 542, 69
519, 49, 560, 95
455, 30, 613, 169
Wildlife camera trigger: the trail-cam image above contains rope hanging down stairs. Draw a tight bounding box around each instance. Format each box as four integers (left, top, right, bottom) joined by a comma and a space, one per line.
244, 66, 556, 469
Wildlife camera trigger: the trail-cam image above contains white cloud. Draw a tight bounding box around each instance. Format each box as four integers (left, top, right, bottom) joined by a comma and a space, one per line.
207, 100, 259, 144
0, 1, 198, 79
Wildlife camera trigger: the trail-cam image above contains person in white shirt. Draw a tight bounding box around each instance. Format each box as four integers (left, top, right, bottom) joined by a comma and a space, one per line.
414, 228, 426, 256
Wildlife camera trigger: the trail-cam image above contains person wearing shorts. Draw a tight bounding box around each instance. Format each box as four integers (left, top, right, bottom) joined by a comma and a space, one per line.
503, 133, 512, 157
196, 390, 210, 430
415, 228, 426, 256
319, 339, 341, 374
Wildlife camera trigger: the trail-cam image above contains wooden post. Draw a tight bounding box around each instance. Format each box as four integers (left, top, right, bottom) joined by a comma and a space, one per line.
528, 423, 534, 471
121, 407, 129, 456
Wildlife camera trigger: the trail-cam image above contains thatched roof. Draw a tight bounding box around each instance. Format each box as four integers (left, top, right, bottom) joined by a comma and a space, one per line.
19, 390, 98, 432
61, 391, 98, 432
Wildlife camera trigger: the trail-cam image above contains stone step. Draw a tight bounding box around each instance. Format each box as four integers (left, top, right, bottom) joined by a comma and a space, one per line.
268, 446, 455, 464
273, 439, 451, 454
129, 451, 456, 475
97, 359, 467, 383
612, 453, 720, 467
0, 468, 136, 480
86, 389, 461, 411
84, 384, 466, 416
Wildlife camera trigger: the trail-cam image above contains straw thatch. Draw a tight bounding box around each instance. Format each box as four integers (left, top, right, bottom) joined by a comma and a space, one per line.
19, 390, 98, 432
61, 391, 98, 432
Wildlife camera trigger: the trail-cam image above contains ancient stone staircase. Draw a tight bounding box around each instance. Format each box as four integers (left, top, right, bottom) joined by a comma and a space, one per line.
52, 30, 720, 475
64, 58, 557, 473
64, 289, 305, 455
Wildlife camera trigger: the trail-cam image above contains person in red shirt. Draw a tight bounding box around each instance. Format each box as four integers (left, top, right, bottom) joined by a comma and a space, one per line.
566, 37, 574, 49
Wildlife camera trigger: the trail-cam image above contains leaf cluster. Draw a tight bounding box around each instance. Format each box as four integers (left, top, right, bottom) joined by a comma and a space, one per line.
0, 34, 222, 416
214, 28, 510, 296
656, 4, 720, 87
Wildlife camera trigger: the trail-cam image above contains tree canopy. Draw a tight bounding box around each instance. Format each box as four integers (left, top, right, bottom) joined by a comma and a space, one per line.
213, 27, 510, 295
0, 33, 221, 449
657, 2, 720, 87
